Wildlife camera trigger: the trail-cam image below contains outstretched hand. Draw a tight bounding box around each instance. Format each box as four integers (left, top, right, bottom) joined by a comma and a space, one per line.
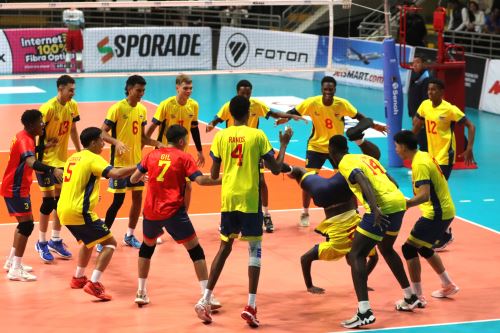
279, 126, 294, 146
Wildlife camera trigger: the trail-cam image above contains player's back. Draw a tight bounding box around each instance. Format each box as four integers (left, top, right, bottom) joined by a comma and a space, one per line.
301, 172, 353, 208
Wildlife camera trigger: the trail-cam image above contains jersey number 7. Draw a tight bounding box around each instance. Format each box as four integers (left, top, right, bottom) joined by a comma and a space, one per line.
156, 160, 171, 181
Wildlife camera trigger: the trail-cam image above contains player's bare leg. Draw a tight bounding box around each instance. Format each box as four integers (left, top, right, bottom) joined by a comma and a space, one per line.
124, 190, 142, 249
300, 190, 311, 227
83, 237, 117, 301
261, 174, 274, 232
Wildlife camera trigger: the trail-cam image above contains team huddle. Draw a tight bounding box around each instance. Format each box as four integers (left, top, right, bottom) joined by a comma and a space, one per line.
1, 74, 474, 329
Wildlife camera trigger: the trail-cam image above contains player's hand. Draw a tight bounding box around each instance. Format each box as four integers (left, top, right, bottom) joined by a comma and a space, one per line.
372, 123, 388, 135
291, 115, 309, 124
275, 118, 289, 126
156, 142, 166, 149
115, 141, 129, 156
196, 151, 205, 167
373, 206, 390, 231
459, 148, 476, 166
53, 168, 64, 183
206, 123, 215, 132
279, 126, 294, 146
307, 286, 325, 294
45, 137, 59, 149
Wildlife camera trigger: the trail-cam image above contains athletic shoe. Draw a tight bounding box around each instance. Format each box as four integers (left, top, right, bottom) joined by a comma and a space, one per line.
70, 276, 88, 289
431, 283, 459, 298
35, 241, 54, 263
83, 281, 112, 301
341, 308, 375, 329
96, 244, 103, 253
195, 298, 212, 323
48, 239, 72, 259
7, 267, 37, 281
156, 237, 163, 244
210, 294, 222, 310
241, 305, 259, 328
417, 295, 427, 308
263, 215, 274, 233
135, 290, 150, 306
432, 230, 454, 252
395, 294, 423, 311
124, 234, 141, 249
299, 213, 310, 227
4, 259, 33, 272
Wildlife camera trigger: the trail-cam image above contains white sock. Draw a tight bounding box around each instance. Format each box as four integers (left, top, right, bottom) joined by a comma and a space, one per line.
202, 289, 213, 302
126, 228, 134, 237
51, 229, 61, 241
358, 300, 370, 313
8, 247, 16, 260
39, 231, 47, 243
302, 208, 309, 215
403, 287, 413, 299
199, 280, 208, 294
90, 269, 103, 283
75, 266, 86, 278
439, 271, 452, 286
262, 206, 269, 215
12, 256, 22, 269
412, 282, 423, 296
138, 278, 147, 292
248, 293, 257, 308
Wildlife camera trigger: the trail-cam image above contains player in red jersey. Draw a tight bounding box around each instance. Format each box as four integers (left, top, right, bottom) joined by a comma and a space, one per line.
1, 110, 63, 281
130, 125, 222, 308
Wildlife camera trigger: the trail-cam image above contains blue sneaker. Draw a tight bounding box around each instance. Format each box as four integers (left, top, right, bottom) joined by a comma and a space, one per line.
96, 243, 103, 253
35, 241, 54, 263
48, 239, 72, 259
124, 234, 141, 249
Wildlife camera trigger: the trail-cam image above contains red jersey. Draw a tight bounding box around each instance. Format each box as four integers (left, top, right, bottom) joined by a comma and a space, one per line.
138, 147, 201, 220
1, 130, 36, 198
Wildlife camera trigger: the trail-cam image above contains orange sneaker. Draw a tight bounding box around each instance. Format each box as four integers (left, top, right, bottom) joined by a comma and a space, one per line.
83, 281, 112, 301
70, 276, 88, 289
241, 305, 259, 328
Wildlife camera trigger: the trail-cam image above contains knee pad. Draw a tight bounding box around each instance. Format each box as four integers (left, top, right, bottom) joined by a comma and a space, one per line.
65, 52, 72, 62
17, 220, 34, 237
418, 246, 435, 259
401, 243, 418, 260
248, 241, 262, 267
76, 52, 83, 61
139, 242, 156, 259
187, 244, 205, 262
40, 197, 55, 215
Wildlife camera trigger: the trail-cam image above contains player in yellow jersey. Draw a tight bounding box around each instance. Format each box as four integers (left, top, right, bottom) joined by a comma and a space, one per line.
195, 96, 293, 327
280, 76, 387, 228
35, 75, 81, 263
329, 135, 421, 329
58, 127, 136, 301
412, 78, 476, 250
206, 79, 306, 233
101, 75, 164, 250
394, 130, 459, 304
145, 75, 204, 215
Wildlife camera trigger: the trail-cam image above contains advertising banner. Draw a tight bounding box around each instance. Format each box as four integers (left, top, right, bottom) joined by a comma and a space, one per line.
83, 27, 212, 72
480, 60, 500, 115
2, 28, 67, 74
216, 27, 319, 79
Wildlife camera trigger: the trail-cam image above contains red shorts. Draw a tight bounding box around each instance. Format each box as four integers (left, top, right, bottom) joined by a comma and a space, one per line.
66, 30, 83, 52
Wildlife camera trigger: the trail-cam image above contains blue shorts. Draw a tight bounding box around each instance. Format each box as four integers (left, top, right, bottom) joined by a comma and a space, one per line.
65, 219, 113, 249
108, 176, 144, 193
220, 211, 263, 242
142, 207, 196, 244
305, 150, 334, 170
356, 210, 406, 242
4, 196, 32, 216
36, 168, 63, 192
408, 216, 454, 248
439, 164, 452, 180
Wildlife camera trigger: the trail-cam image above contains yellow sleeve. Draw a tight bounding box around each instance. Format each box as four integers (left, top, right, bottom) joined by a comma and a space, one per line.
193, 100, 199, 122
295, 98, 312, 116
210, 131, 222, 159
259, 130, 273, 155
254, 99, 270, 118
216, 103, 231, 121
416, 101, 426, 118
152, 102, 166, 124
105, 104, 118, 124
449, 105, 465, 122
40, 103, 52, 123
71, 101, 80, 121
412, 161, 431, 188
91, 154, 113, 177
341, 98, 358, 118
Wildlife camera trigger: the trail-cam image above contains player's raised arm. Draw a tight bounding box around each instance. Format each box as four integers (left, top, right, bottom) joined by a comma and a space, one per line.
263, 127, 293, 175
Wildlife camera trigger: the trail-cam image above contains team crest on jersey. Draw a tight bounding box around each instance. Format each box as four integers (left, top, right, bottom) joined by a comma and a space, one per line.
123, 114, 128, 119
170, 114, 176, 119
188, 114, 193, 118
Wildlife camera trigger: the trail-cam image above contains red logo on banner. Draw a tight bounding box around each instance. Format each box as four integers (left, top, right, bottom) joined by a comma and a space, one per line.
489, 80, 500, 95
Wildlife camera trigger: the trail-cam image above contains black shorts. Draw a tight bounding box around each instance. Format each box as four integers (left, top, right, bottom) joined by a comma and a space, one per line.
36, 168, 63, 192
408, 216, 454, 249
220, 211, 263, 242
143, 207, 196, 244
4, 196, 32, 216
305, 150, 334, 170
66, 219, 113, 248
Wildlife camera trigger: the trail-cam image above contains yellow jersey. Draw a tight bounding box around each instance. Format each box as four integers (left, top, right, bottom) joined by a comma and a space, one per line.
416, 99, 465, 165
210, 125, 273, 213
104, 99, 147, 167
152, 96, 199, 147
412, 151, 455, 220
217, 98, 270, 128
295, 95, 357, 153
339, 154, 406, 214
38, 97, 80, 168
58, 150, 113, 225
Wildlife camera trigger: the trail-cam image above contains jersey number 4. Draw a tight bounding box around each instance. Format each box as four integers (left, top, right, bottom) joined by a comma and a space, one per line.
156, 160, 172, 181
231, 144, 243, 166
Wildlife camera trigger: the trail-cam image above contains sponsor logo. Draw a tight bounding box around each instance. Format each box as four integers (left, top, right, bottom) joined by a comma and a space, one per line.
488, 80, 500, 95
225, 33, 249, 67
97, 37, 113, 64
254, 48, 308, 63
113, 34, 201, 58
392, 81, 399, 116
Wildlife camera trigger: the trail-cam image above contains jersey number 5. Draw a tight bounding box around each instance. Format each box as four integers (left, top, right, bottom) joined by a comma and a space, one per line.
231, 144, 243, 166
156, 160, 171, 181
64, 162, 76, 182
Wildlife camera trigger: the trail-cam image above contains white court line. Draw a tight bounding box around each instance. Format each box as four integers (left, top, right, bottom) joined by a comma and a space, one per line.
0, 86, 45, 94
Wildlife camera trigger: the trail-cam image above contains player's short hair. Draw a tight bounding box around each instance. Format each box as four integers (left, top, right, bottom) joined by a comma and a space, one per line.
229, 95, 250, 121
166, 124, 188, 144
80, 127, 102, 148
21, 109, 42, 127
329, 135, 348, 153
176, 74, 192, 85
57, 75, 75, 88
125, 75, 146, 96
413, 54, 426, 62
428, 78, 445, 90
236, 80, 252, 91
321, 76, 337, 87
394, 130, 418, 150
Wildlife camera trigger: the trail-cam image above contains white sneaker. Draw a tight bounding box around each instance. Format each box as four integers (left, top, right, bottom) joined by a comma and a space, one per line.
299, 213, 310, 227
4, 259, 33, 272
195, 298, 212, 323
135, 290, 150, 306
156, 237, 163, 244
209, 294, 222, 310
7, 267, 37, 281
